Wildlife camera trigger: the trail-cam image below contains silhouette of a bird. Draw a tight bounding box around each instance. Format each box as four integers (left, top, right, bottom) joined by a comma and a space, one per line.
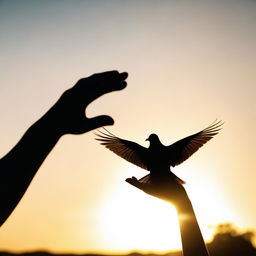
95, 120, 223, 184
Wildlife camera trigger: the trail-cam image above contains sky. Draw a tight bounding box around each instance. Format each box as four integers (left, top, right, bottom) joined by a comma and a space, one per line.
0, 0, 256, 253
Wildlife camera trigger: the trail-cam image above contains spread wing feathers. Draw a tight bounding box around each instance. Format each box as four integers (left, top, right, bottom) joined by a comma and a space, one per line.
95, 128, 148, 170
167, 120, 224, 167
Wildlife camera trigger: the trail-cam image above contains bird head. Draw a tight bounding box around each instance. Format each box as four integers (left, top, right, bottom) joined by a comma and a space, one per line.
145, 133, 160, 143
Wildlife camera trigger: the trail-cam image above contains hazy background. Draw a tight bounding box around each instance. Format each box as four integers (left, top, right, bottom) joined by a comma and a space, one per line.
0, 0, 255, 253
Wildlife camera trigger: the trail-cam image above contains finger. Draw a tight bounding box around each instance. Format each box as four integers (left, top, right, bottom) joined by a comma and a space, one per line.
85, 115, 114, 132
125, 177, 144, 190
92, 70, 119, 78
94, 71, 128, 93
126, 178, 157, 197
119, 72, 128, 81
92, 71, 128, 82
75, 71, 128, 100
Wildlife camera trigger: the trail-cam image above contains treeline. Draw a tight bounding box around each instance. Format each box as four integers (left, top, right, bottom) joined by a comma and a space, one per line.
0, 223, 255, 256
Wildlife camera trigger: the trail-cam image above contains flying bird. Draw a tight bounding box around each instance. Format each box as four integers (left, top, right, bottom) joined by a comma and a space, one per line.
95, 120, 223, 184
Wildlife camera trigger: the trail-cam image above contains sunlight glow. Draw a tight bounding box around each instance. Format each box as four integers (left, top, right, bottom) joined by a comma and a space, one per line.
182, 164, 235, 241
98, 167, 181, 252
98, 164, 234, 252
1, 1, 256, 252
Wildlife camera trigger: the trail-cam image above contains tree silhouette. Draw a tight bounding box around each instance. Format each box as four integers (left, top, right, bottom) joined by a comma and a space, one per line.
207, 223, 255, 256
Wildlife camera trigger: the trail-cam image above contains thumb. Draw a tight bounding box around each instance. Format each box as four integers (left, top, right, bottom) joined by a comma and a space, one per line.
86, 115, 114, 131
125, 177, 144, 190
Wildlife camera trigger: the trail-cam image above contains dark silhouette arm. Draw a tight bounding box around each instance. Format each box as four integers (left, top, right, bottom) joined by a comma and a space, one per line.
0, 71, 128, 226
126, 176, 210, 256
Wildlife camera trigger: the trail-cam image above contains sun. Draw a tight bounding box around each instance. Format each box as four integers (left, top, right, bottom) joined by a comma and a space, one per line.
97, 164, 233, 253
98, 167, 181, 253
184, 166, 234, 240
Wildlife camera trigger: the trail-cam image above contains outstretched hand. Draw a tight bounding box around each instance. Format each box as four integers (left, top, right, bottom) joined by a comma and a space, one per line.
126, 176, 187, 209
0, 70, 128, 226
46, 70, 128, 135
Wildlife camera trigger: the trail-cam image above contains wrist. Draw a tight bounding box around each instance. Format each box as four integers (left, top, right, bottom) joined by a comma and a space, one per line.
34, 102, 68, 138
30, 112, 63, 142
177, 197, 193, 213
166, 189, 194, 215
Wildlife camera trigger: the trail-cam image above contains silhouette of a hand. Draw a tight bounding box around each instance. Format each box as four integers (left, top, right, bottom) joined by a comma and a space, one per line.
126, 176, 210, 256
47, 71, 128, 135
126, 176, 187, 208
0, 70, 128, 226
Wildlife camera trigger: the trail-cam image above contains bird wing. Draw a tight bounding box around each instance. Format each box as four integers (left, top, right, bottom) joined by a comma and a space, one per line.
167, 120, 223, 167
95, 128, 148, 170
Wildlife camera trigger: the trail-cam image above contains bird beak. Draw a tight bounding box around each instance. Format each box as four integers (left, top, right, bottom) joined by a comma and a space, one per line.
145, 138, 149, 141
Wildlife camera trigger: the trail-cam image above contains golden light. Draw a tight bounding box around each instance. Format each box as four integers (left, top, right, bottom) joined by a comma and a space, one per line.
98, 166, 181, 253
97, 164, 234, 253
179, 163, 235, 241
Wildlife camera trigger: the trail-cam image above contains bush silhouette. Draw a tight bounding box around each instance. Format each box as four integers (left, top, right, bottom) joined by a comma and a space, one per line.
207, 223, 255, 256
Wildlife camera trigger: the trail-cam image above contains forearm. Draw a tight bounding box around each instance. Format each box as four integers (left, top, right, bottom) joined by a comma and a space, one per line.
0, 71, 127, 226
176, 195, 209, 256
126, 175, 210, 255
0, 113, 61, 226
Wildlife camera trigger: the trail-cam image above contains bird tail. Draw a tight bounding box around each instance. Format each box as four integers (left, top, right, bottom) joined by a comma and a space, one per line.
139, 173, 185, 185
139, 174, 152, 184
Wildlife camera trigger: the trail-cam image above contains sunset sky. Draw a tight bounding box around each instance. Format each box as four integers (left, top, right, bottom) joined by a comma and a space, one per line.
0, 0, 256, 253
